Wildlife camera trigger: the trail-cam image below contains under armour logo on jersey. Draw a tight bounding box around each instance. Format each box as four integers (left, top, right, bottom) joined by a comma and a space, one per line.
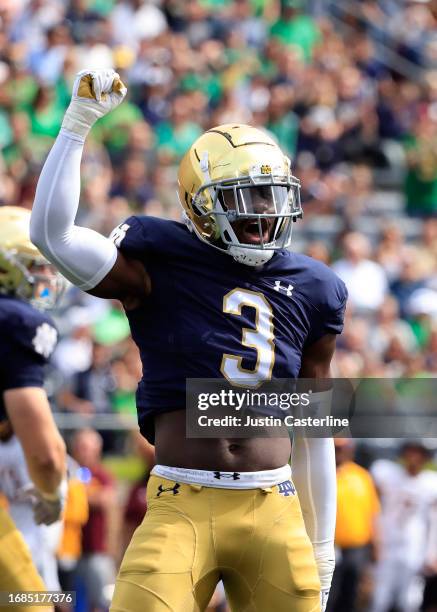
156, 483, 180, 497
213, 471, 240, 480
278, 480, 296, 496
273, 281, 293, 297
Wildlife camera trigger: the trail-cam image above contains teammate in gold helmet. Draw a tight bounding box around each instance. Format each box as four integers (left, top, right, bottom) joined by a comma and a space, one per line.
0, 205, 66, 609
0, 206, 64, 309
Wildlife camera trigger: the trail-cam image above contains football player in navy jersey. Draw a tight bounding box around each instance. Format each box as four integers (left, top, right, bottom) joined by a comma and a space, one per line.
0, 206, 66, 607
31, 70, 348, 612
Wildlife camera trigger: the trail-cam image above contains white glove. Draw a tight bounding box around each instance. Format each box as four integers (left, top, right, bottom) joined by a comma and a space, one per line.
61, 69, 127, 139
313, 541, 335, 612
29, 480, 67, 525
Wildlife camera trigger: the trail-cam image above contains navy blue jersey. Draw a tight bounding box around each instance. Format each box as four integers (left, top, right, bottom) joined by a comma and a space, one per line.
115, 216, 348, 443
0, 295, 57, 422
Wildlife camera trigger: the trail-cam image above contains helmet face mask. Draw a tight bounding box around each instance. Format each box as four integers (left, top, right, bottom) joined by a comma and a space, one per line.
25, 259, 66, 310
0, 249, 65, 310
194, 172, 301, 250
178, 125, 303, 266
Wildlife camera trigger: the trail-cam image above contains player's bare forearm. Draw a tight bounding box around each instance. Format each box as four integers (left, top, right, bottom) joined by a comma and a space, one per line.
86, 251, 150, 305
25, 448, 65, 495
5, 387, 66, 495
299, 334, 336, 379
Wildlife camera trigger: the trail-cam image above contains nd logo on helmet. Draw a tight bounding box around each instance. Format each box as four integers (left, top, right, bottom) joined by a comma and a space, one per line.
260, 165, 272, 175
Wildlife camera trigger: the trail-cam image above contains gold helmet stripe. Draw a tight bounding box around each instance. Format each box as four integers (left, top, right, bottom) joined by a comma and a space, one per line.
206, 128, 276, 149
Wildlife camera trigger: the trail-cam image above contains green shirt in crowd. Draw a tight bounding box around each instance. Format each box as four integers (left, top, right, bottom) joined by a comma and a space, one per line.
270, 14, 321, 62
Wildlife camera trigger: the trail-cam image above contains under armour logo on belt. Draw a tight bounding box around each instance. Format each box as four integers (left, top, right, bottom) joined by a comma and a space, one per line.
273, 281, 293, 297
278, 480, 296, 496
213, 471, 240, 480
157, 483, 180, 497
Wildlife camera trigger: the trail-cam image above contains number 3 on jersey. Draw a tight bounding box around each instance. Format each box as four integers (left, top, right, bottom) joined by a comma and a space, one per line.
220, 288, 275, 388
109, 223, 130, 247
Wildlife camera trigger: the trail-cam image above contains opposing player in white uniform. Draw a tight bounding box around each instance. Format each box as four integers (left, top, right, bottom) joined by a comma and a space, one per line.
0, 430, 66, 591
371, 442, 437, 612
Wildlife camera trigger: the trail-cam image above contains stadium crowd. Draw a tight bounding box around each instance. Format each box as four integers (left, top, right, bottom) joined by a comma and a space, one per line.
0, 0, 436, 610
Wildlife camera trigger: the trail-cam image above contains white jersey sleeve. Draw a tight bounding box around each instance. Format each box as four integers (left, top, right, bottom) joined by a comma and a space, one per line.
30, 131, 118, 291
30, 69, 128, 291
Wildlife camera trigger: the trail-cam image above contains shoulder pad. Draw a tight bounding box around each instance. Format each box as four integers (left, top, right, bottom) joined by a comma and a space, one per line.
110, 216, 193, 261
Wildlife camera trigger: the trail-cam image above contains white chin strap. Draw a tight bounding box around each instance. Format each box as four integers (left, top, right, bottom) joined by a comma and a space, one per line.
228, 245, 274, 267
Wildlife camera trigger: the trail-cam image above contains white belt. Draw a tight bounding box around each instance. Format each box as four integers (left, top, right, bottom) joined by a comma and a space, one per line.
151, 464, 292, 489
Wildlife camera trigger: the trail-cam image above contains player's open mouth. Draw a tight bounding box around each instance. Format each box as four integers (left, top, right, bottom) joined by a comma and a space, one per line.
237, 218, 273, 245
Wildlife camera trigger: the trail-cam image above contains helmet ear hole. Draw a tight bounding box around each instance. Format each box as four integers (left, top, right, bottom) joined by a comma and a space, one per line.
222, 229, 232, 243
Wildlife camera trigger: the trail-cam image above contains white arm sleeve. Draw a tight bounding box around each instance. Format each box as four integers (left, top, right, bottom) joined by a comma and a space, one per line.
30, 129, 118, 291
291, 436, 337, 593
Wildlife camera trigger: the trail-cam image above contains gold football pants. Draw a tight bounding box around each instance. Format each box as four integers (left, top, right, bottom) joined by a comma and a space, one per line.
111, 475, 320, 612
0, 507, 52, 612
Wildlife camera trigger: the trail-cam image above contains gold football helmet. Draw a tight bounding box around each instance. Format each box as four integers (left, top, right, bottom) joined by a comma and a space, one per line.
178, 124, 302, 266
0, 206, 64, 309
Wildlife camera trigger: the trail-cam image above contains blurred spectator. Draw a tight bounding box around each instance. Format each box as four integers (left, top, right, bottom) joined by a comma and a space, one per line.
305, 240, 331, 264
404, 108, 437, 217
58, 342, 116, 416
72, 429, 116, 612
332, 233, 388, 314
424, 324, 437, 373
270, 0, 321, 62
390, 246, 430, 319
155, 92, 203, 160
369, 296, 418, 355
228, 0, 267, 50
57, 457, 89, 605
9, 0, 65, 52
370, 442, 437, 612
111, 0, 167, 48
328, 439, 380, 612
110, 339, 142, 417
421, 219, 437, 260
28, 22, 72, 85
53, 320, 94, 378
375, 225, 404, 282
110, 153, 154, 210
29, 84, 65, 138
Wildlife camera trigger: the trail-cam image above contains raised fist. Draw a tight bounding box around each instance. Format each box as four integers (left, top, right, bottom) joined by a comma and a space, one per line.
62, 69, 127, 139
